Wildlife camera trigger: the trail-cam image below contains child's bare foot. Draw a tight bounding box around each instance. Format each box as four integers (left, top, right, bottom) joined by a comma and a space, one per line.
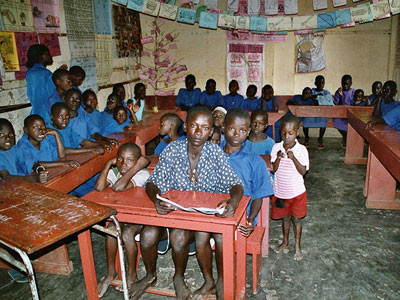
130, 275, 157, 300
115, 276, 137, 293
173, 275, 192, 300
274, 242, 289, 253
216, 279, 224, 300
294, 246, 303, 261
192, 280, 215, 300
98, 272, 118, 297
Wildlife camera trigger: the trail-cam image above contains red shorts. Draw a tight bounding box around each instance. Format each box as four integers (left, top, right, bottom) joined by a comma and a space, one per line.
271, 192, 307, 219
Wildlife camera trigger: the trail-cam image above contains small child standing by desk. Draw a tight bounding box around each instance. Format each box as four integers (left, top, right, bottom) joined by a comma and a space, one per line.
154, 113, 184, 155
95, 143, 150, 297
246, 109, 275, 155
127, 83, 146, 122
271, 114, 309, 261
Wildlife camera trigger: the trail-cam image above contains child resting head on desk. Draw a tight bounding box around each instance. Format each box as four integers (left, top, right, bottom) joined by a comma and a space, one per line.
133, 106, 243, 300
94, 142, 150, 297
195, 108, 274, 299
154, 112, 185, 155
15, 114, 80, 177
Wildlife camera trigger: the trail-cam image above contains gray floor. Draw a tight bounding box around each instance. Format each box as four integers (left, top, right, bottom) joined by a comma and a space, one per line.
1, 138, 399, 300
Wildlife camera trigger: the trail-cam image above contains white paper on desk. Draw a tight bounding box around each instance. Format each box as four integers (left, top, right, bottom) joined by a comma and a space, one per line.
316, 94, 334, 106
156, 194, 225, 215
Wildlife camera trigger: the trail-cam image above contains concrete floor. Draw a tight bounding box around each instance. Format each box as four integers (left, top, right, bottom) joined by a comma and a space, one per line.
1, 138, 399, 300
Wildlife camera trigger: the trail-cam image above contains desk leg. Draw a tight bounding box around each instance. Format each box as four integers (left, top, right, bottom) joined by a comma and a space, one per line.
366, 152, 399, 210
222, 228, 236, 300
364, 149, 371, 197
345, 123, 366, 164
78, 230, 100, 300
236, 215, 247, 300
261, 197, 270, 257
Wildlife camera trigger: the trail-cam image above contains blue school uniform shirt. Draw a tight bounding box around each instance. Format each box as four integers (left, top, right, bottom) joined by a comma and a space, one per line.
101, 118, 131, 136
16, 134, 59, 175
241, 97, 260, 111
223, 94, 245, 110
86, 109, 102, 129
46, 91, 63, 124
244, 137, 275, 155
199, 91, 223, 107
69, 107, 100, 140
100, 111, 114, 131
369, 94, 377, 105
0, 146, 20, 176
26, 63, 56, 117
223, 146, 273, 225
380, 100, 400, 116
261, 96, 279, 112
382, 105, 400, 131
47, 124, 82, 148
175, 88, 202, 107
154, 135, 186, 155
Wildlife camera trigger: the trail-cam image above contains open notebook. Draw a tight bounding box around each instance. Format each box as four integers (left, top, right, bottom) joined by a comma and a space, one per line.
156, 194, 225, 215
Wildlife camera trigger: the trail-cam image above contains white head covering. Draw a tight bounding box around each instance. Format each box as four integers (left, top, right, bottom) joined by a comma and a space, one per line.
213, 106, 227, 115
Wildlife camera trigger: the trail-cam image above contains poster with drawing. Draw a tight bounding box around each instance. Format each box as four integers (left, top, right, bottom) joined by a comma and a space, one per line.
0, 0, 34, 32
14, 32, 39, 80
0, 32, 19, 72
31, 0, 60, 33
95, 35, 113, 87
295, 32, 326, 73
227, 43, 264, 97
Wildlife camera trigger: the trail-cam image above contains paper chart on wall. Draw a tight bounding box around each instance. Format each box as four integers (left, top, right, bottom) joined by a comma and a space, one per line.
0, 0, 34, 32
0, 32, 19, 72
313, 0, 327, 11
142, 0, 161, 17
227, 0, 239, 12
93, 0, 113, 35
235, 15, 250, 30
70, 57, 98, 93
226, 30, 254, 42
38, 33, 61, 56
31, 0, 60, 33
333, 0, 347, 7
159, 3, 178, 20
350, 4, 371, 22
389, 0, 400, 15
284, 0, 298, 15
14, 32, 39, 80
199, 12, 218, 29
205, 0, 218, 8
265, 0, 278, 15
295, 32, 326, 73
371, 1, 390, 19
227, 43, 264, 97
95, 35, 113, 87
248, 0, 261, 16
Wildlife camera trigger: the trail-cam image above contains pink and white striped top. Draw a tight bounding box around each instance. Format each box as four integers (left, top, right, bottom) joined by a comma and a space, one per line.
271, 140, 309, 199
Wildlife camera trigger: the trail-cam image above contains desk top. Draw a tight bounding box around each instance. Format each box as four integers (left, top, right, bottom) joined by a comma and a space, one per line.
84, 187, 249, 227
0, 177, 115, 254
288, 105, 373, 118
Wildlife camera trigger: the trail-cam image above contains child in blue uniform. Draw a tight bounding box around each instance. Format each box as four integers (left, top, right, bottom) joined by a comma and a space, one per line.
223, 80, 244, 110
69, 65, 86, 93
241, 84, 260, 111
113, 83, 128, 108
101, 106, 136, 136
101, 93, 123, 131
369, 81, 382, 106
353, 89, 369, 106
47, 69, 72, 123
246, 109, 275, 155
16, 115, 79, 175
154, 113, 185, 155
127, 83, 146, 122
261, 85, 280, 141
82, 90, 102, 129
199, 79, 223, 109
26, 44, 56, 117
0, 119, 21, 179
175, 74, 201, 111
194, 108, 273, 299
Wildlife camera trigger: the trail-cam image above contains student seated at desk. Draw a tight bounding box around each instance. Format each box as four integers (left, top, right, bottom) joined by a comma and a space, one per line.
131, 107, 243, 300
101, 105, 137, 136
47, 69, 72, 122
260, 84, 280, 142
154, 113, 185, 155
95, 143, 150, 297
353, 89, 369, 106
195, 108, 273, 299
101, 93, 123, 130
82, 89, 102, 129
245, 109, 275, 155
222, 80, 244, 110
16, 115, 79, 176
241, 84, 260, 111
69, 65, 85, 93
126, 83, 146, 122
212, 106, 227, 145
199, 78, 223, 109
175, 74, 202, 111
369, 81, 382, 106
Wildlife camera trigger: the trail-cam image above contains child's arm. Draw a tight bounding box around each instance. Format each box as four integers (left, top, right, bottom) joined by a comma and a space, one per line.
45, 128, 66, 158
94, 157, 116, 191
145, 182, 176, 215
373, 96, 384, 117
287, 150, 307, 176
91, 133, 119, 148
126, 103, 140, 125
272, 150, 285, 173
216, 184, 244, 218
112, 156, 150, 192
272, 97, 278, 111
80, 139, 112, 152
34, 160, 80, 170
65, 146, 105, 155
238, 198, 262, 237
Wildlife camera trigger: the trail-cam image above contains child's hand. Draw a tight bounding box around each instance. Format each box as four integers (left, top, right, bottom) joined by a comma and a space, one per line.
65, 160, 80, 168
287, 150, 295, 160
108, 157, 117, 165
216, 199, 235, 218
58, 64, 68, 70
238, 219, 254, 237
92, 147, 105, 155
126, 102, 133, 111
101, 144, 113, 152
277, 150, 285, 159
38, 171, 49, 183
155, 199, 176, 215
106, 138, 119, 148
337, 87, 343, 96
44, 128, 57, 136
132, 104, 140, 113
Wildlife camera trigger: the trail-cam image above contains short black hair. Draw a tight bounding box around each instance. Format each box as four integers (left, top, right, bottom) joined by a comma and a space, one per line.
82, 89, 96, 103
315, 75, 325, 82
134, 82, 145, 94
26, 44, 49, 69
280, 114, 300, 129
161, 113, 182, 129
108, 93, 122, 103
51, 102, 69, 115
52, 69, 69, 84
112, 83, 125, 93
118, 142, 141, 158
263, 84, 273, 90
303, 87, 312, 93
186, 106, 213, 125
64, 88, 82, 99
354, 89, 364, 96
383, 80, 397, 91
251, 109, 268, 122
225, 108, 250, 126
206, 79, 216, 86
247, 84, 257, 93
186, 74, 195, 82
113, 105, 127, 118
24, 114, 44, 128
372, 81, 382, 89
342, 74, 352, 83
0, 118, 13, 130
69, 65, 85, 78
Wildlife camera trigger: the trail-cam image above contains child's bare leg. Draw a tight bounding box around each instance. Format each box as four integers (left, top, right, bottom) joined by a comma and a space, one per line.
274, 216, 291, 253
170, 228, 194, 300
98, 222, 119, 297
292, 217, 303, 261
303, 127, 309, 144
130, 226, 163, 300
212, 233, 224, 300
120, 224, 142, 290
192, 232, 215, 300
318, 127, 326, 145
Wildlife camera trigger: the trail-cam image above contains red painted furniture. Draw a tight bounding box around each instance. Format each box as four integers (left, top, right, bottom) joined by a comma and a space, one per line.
83, 188, 250, 300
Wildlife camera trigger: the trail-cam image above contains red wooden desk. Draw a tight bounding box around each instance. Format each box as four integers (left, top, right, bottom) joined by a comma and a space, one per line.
0, 177, 115, 300
83, 188, 250, 300
288, 105, 373, 118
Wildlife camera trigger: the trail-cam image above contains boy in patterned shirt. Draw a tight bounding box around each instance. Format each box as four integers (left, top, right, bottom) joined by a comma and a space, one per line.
130, 107, 243, 300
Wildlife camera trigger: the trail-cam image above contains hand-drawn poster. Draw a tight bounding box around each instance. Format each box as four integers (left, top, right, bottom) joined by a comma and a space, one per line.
313, 0, 327, 11
227, 43, 264, 97
205, 0, 218, 8
226, 30, 254, 42
295, 32, 326, 73
284, 0, 298, 15
333, 0, 347, 7
70, 57, 98, 92
38, 33, 61, 57
371, 0, 390, 19
14, 32, 39, 80
64, 0, 95, 57
112, 5, 142, 58
95, 35, 113, 87
390, 0, 400, 15
0, 32, 19, 72
248, 0, 261, 16
94, 0, 113, 35
199, 12, 218, 29
159, 3, 178, 20
0, 0, 34, 32
31, 0, 60, 33
227, 0, 240, 12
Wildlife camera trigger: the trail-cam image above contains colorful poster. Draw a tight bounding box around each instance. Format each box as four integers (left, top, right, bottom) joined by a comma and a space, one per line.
250, 16, 267, 32
31, 0, 60, 33
336, 9, 352, 25
0, 0, 34, 32
38, 33, 61, 56
127, 0, 144, 12
142, 0, 161, 16
295, 32, 326, 73
70, 57, 98, 92
112, 5, 142, 57
177, 7, 196, 24
205, 0, 218, 8
199, 12, 218, 29
95, 35, 113, 87
389, 0, 400, 15
0, 32, 19, 72
317, 12, 337, 28
93, 0, 113, 35
14, 32, 39, 80
227, 43, 264, 97
226, 30, 254, 42
257, 33, 286, 42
